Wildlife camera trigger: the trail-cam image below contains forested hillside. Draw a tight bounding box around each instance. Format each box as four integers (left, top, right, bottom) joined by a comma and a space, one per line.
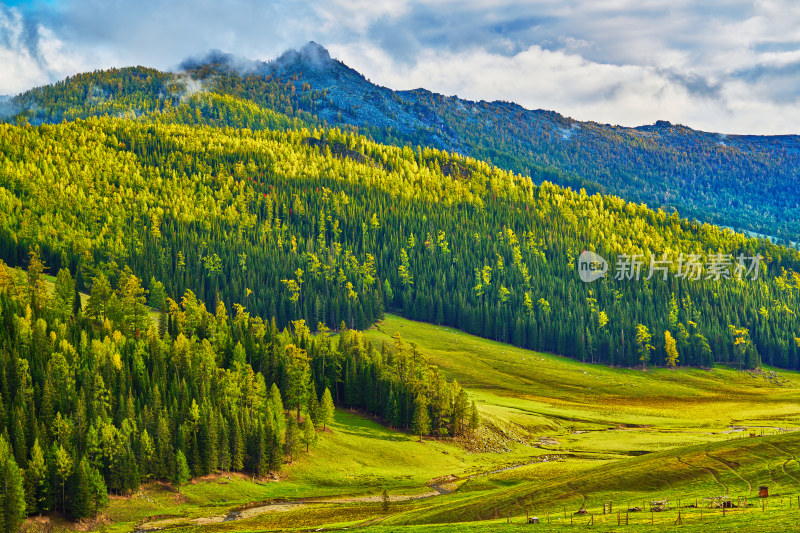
1, 116, 800, 372
0, 250, 476, 523
8, 42, 800, 242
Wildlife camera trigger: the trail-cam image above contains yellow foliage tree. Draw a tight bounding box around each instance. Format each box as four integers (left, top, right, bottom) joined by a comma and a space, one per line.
664, 330, 679, 368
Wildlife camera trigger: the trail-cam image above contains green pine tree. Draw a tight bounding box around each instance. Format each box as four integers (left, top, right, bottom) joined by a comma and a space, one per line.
70, 458, 92, 520
87, 465, 109, 517
53, 444, 73, 514
469, 401, 480, 436
411, 394, 431, 442
320, 387, 335, 430
173, 450, 191, 489
301, 416, 316, 452
283, 416, 300, 463
307, 381, 321, 427
0, 436, 27, 533
24, 439, 48, 514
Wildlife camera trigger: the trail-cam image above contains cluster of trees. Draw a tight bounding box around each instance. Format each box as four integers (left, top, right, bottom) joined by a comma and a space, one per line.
10, 67, 174, 125
0, 248, 474, 524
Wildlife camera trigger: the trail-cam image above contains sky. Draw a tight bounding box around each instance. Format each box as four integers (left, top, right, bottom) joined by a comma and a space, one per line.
2, 0, 800, 134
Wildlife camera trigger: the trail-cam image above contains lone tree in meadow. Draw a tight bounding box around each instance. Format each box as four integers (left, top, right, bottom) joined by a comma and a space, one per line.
320, 387, 335, 430
382, 489, 390, 512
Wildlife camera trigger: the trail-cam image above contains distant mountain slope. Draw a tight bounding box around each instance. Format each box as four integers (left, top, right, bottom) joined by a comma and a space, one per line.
7, 42, 800, 241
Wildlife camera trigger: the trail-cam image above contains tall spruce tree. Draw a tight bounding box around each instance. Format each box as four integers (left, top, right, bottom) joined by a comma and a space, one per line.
174, 450, 191, 489
320, 388, 335, 430
0, 436, 26, 533
411, 394, 431, 441
283, 416, 300, 463
301, 417, 316, 452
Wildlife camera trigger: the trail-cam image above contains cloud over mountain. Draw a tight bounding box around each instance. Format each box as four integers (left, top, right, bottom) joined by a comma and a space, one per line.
2, 0, 800, 133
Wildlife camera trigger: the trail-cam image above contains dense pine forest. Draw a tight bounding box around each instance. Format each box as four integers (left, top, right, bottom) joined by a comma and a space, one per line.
0, 249, 476, 525
1, 114, 800, 373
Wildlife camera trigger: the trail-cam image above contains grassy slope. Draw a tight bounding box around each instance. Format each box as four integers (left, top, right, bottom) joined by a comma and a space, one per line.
354, 314, 800, 529
364, 315, 800, 437
384, 431, 800, 525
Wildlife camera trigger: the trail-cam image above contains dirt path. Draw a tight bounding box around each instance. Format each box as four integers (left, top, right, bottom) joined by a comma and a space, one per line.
705, 450, 752, 494
135, 456, 569, 532
676, 456, 728, 495
135, 490, 450, 532
765, 442, 800, 484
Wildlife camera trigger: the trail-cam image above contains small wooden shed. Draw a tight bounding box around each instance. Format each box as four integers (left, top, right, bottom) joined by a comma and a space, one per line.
759, 486, 769, 498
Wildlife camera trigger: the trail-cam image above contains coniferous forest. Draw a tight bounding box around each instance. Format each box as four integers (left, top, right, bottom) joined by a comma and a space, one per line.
0, 248, 476, 524
1, 115, 799, 373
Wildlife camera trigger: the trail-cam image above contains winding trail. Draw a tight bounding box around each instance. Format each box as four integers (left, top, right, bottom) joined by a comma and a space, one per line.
676, 456, 728, 495
765, 442, 800, 485
565, 481, 587, 505
705, 450, 752, 494
135, 457, 567, 532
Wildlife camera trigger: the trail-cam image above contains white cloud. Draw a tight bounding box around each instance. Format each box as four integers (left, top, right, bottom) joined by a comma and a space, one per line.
3, 0, 800, 133
0, 7, 90, 93
329, 41, 800, 134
